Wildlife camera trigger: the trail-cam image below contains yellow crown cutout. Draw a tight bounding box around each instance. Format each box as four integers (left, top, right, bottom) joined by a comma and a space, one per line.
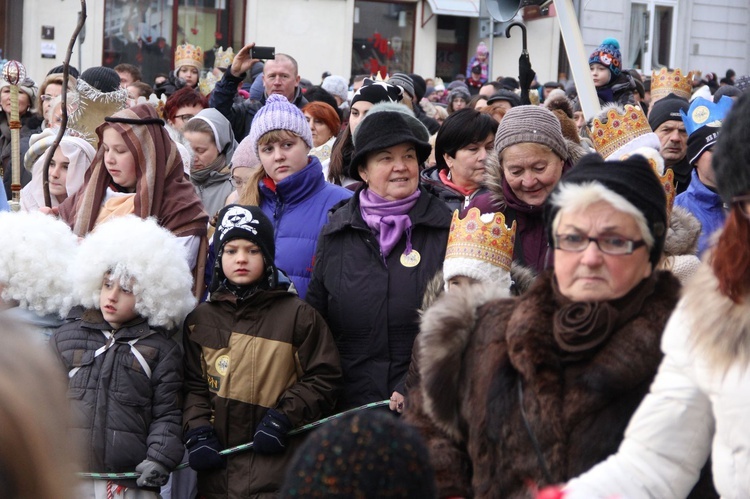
198, 72, 218, 96
651, 68, 694, 102
589, 105, 652, 160
214, 47, 235, 69
618, 147, 676, 218
175, 43, 204, 70
445, 208, 517, 272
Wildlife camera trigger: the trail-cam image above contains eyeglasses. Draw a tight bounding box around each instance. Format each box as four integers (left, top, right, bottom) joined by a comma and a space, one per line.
732, 194, 750, 218
230, 175, 248, 188
554, 233, 646, 255
174, 113, 195, 121
40, 94, 57, 102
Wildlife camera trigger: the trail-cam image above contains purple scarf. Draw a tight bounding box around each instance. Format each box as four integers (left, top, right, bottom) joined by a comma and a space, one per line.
359, 188, 420, 259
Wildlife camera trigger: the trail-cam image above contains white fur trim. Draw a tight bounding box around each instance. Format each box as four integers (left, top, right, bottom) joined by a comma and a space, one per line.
605, 132, 661, 161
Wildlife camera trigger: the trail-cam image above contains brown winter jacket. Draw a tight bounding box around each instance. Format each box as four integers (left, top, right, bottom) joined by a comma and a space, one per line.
183, 277, 342, 498
405, 270, 688, 498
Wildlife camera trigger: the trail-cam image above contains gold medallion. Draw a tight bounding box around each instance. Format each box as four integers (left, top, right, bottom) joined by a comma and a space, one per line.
400, 249, 421, 268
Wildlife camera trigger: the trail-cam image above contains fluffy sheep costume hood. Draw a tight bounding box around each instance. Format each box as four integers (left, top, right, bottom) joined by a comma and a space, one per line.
71, 216, 196, 329
0, 211, 79, 317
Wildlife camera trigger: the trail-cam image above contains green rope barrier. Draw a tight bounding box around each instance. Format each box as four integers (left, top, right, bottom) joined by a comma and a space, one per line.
78, 399, 391, 480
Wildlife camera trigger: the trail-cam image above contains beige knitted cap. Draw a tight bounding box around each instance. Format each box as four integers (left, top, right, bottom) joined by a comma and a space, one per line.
494, 105, 568, 160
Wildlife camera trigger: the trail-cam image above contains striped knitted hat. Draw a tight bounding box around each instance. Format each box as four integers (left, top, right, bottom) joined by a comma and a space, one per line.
248, 94, 313, 157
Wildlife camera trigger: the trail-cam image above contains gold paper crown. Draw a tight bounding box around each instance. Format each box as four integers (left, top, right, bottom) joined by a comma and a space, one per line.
214, 47, 235, 69
651, 68, 694, 102
589, 105, 652, 159
198, 72, 218, 97
174, 43, 204, 70
445, 208, 516, 272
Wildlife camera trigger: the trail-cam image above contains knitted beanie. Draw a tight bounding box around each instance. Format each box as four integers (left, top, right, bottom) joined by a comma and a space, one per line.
0, 77, 38, 110
589, 38, 622, 78
713, 84, 741, 103
322, 75, 349, 102
80, 66, 121, 93
545, 153, 667, 267
448, 85, 471, 104
409, 73, 428, 101
495, 105, 569, 160
47, 64, 80, 78
648, 93, 690, 131
212, 205, 276, 290
281, 411, 437, 498
351, 78, 403, 107
682, 96, 733, 165
388, 73, 416, 100
712, 92, 750, 204
248, 94, 313, 157
232, 135, 260, 170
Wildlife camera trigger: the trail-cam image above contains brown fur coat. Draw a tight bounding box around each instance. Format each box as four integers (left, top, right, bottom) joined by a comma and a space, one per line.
406, 270, 682, 498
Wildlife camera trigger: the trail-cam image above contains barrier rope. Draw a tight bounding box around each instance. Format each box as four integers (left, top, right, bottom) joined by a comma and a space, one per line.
78, 399, 390, 479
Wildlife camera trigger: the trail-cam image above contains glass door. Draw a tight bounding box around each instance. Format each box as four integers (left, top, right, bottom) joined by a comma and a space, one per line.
628, 0, 677, 73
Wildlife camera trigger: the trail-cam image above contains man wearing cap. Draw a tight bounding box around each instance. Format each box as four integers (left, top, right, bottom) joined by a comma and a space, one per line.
210, 42, 308, 140
484, 90, 521, 123
675, 96, 734, 256
648, 93, 691, 193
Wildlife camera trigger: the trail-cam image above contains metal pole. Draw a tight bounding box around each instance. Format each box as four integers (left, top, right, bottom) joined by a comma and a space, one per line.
553, 0, 600, 121
488, 18, 495, 80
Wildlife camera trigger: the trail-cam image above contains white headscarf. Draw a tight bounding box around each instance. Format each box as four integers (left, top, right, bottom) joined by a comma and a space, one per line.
20, 135, 96, 211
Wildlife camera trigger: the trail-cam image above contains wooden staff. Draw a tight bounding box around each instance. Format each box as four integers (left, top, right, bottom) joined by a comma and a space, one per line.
41, 0, 87, 208
2, 60, 26, 212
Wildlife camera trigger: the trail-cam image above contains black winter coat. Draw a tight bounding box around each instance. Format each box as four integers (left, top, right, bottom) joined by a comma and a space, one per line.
307, 186, 451, 409
51, 308, 184, 490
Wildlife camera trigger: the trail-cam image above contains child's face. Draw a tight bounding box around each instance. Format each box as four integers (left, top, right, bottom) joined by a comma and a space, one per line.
590, 63, 611, 87
221, 239, 266, 286
49, 146, 70, 199
102, 127, 138, 192
100, 274, 138, 329
446, 275, 479, 293
178, 65, 200, 87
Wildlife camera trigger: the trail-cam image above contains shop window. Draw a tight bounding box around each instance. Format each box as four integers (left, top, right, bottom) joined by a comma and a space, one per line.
352, 1, 415, 79
103, 0, 245, 85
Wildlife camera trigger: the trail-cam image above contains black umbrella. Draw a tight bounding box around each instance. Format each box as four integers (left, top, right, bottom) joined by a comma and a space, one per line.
506, 22, 535, 105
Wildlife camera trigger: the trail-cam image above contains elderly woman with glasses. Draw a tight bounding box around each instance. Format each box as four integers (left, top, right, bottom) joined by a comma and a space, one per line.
403, 153, 716, 498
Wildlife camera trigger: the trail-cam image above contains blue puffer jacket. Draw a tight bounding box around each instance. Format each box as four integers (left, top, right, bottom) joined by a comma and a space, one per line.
674, 169, 727, 257
259, 156, 352, 299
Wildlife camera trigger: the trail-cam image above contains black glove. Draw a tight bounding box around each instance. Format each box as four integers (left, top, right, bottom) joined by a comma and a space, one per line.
518, 53, 536, 105
135, 459, 170, 487
252, 408, 292, 454
185, 426, 226, 471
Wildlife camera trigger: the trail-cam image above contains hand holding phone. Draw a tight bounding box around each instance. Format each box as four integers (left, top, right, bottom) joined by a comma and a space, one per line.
250, 46, 275, 60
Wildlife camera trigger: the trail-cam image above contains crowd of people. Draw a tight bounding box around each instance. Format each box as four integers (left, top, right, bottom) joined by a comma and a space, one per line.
1, 34, 750, 498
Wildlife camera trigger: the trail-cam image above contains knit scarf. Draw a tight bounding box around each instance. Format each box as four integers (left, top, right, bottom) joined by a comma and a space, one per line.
359, 188, 420, 259
190, 154, 228, 183
551, 274, 657, 362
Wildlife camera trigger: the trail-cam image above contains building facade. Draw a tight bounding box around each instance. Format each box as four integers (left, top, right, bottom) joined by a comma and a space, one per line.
3, 0, 749, 89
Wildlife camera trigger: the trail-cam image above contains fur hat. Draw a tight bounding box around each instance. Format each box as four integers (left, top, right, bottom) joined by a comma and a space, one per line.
712, 92, 750, 204
72, 216, 196, 329
322, 75, 349, 103
349, 110, 432, 181
353, 102, 430, 147
495, 105, 569, 160
546, 153, 667, 267
211, 205, 276, 291
588, 37, 622, 78
0, 211, 78, 316
248, 94, 313, 157
281, 411, 437, 498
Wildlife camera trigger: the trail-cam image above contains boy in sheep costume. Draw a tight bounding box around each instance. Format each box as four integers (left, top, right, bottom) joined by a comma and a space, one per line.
50, 215, 196, 498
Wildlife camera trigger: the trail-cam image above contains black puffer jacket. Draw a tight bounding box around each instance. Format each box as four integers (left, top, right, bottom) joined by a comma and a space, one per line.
307, 186, 451, 409
51, 308, 184, 490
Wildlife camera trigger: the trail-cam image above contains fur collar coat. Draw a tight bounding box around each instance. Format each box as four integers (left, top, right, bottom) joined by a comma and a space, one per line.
408, 270, 682, 498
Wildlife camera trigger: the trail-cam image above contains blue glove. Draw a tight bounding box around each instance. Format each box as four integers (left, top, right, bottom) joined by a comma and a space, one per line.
252, 408, 292, 454
135, 460, 170, 487
185, 426, 226, 471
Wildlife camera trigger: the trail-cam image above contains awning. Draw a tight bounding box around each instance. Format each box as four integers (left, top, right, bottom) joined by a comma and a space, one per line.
424, 0, 480, 18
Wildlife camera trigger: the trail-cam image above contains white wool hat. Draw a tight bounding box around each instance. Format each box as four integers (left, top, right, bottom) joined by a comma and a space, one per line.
72, 216, 196, 329
0, 211, 79, 316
